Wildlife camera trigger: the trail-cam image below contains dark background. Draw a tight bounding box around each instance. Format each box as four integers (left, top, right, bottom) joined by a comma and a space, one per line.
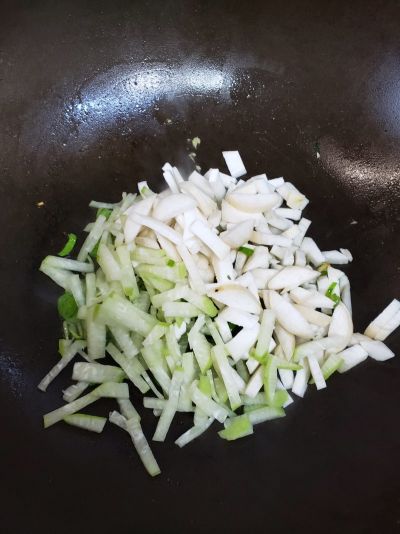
1, 1, 400, 532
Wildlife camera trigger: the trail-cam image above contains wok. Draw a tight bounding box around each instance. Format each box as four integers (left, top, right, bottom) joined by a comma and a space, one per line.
1, 1, 400, 533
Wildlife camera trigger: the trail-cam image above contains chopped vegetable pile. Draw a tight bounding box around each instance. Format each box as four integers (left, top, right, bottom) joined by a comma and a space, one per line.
39, 150, 399, 476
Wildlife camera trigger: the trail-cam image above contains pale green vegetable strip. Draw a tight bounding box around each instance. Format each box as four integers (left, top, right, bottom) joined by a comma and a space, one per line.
116, 245, 139, 299
212, 345, 241, 410
109, 411, 161, 477
162, 302, 202, 318
165, 325, 181, 364
97, 243, 121, 281
63, 381, 89, 403
263, 356, 278, 404
191, 386, 230, 423
85, 273, 97, 307
132, 246, 166, 266
77, 214, 106, 261
141, 342, 171, 394
42, 256, 94, 273
69, 274, 85, 307
150, 285, 187, 308
205, 317, 224, 345
194, 406, 209, 427
109, 326, 139, 358
106, 342, 150, 394
143, 397, 166, 410
153, 368, 184, 441
72, 362, 125, 383
126, 418, 161, 477
188, 328, 212, 373
138, 263, 186, 283
44, 391, 98, 428
86, 307, 106, 360
255, 309, 275, 356
143, 324, 167, 346
39, 264, 72, 290
38, 340, 86, 392
97, 294, 157, 337
182, 287, 218, 317
175, 418, 214, 447
247, 406, 285, 425
142, 371, 164, 399
93, 382, 129, 398
64, 413, 107, 433
321, 353, 343, 380
214, 376, 228, 404
241, 392, 268, 405
118, 399, 140, 422
44, 382, 128, 428
272, 356, 302, 371
218, 415, 253, 441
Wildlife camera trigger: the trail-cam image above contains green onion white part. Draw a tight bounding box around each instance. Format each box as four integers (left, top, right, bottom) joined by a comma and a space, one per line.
37, 149, 398, 477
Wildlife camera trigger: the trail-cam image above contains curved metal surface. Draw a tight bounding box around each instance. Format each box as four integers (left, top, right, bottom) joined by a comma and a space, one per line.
1, 1, 400, 532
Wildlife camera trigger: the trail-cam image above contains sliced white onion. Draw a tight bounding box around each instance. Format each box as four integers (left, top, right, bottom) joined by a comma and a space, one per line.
222, 150, 247, 179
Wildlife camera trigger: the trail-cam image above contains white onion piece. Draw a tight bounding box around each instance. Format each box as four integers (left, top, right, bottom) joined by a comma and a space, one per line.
208, 284, 262, 314
364, 299, 400, 341
274, 324, 295, 360
277, 182, 309, 210
300, 237, 325, 267
292, 360, 310, 397
129, 213, 182, 245
279, 368, 294, 390
220, 220, 254, 248
292, 218, 311, 246
322, 250, 350, 265
308, 356, 326, 390
221, 200, 265, 224
214, 317, 232, 343
360, 340, 395, 361
243, 246, 270, 272
156, 234, 180, 261
250, 268, 279, 289
340, 274, 352, 314
267, 266, 319, 291
264, 213, 292, 231
244, 366, 263, 397
176, 243, 206, 295
124, 196, 155, 243
338, 345, 368, 373
275, 208, 302, 221
190, 220, 230, 260
225, 324, 260, 362
294, 249, 306, 267
152, 194, 196, 222
222, 150, 247, 178
218, 307, 258, 329
269, 291, 314, 339
226, 192, 281, 213
328, 303, 353, 348
205, 169, 226, 200
290, 287, 334, 309
211, 255, 236, 284
293, 304, 331, 329
251, 232, 292, 247
268, 177, 284, 188
180, 182, 217, 217
188, 171, 215, 198
350, 333, 371, 345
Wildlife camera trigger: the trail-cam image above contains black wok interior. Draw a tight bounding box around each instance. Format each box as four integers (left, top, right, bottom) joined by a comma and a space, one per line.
1, 1, 400, 532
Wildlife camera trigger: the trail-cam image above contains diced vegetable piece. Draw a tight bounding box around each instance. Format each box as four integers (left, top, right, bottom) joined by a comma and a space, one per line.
218, 415, 253, 441
64, 413, 106, 433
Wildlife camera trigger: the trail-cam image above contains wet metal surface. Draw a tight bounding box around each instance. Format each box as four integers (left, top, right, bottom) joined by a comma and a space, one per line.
1, 1, 400, 533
